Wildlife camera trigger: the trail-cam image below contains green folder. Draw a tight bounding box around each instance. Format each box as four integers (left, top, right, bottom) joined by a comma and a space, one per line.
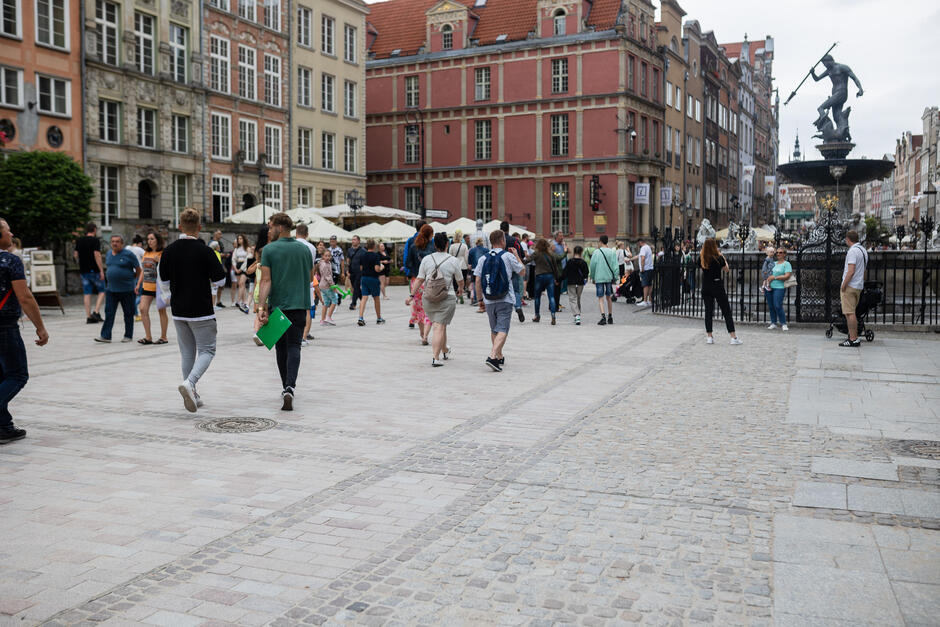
255, 307, 292, 350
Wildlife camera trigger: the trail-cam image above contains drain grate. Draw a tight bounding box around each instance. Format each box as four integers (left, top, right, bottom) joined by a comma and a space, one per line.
196, 417, 277, 434
886, 439, 940, 461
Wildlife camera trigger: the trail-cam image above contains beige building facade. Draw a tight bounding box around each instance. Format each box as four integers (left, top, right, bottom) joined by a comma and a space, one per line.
290, 0, 369, 209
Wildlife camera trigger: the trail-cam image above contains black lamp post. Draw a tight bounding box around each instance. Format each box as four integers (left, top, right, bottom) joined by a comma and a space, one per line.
404, 108, 426, 220
258, 152, 269, 224
917, 214, 935, 324
345, 189, 365, 229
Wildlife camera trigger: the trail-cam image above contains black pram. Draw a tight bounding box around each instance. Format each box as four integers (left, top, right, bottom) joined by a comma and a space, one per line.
826, 281, 883, 342
613, 272, 644, 303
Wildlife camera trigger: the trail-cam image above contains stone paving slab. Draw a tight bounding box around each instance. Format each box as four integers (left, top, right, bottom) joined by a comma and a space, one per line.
1, 290, 938, 625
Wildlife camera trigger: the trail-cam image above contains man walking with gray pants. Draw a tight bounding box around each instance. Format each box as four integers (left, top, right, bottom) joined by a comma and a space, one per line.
159, 208, 227, 412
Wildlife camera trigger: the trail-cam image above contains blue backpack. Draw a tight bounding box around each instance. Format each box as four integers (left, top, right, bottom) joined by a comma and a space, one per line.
480, 250, 510, 300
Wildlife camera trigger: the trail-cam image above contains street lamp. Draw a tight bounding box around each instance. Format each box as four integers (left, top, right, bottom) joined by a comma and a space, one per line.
345, 189, 365, 229
404, 108, 426, 220
258, 152, 269, 224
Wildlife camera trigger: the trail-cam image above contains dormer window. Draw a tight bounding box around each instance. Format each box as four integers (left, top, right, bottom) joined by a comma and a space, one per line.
553, 9, 565, 36
441, 24, 453, 50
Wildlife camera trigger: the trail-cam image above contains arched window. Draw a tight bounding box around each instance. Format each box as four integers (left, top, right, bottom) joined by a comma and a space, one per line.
553, 9, 565, 36
441, 24, 453, 50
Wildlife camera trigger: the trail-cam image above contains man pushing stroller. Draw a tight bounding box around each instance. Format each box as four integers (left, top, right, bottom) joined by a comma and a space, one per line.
839, 229, 868, 347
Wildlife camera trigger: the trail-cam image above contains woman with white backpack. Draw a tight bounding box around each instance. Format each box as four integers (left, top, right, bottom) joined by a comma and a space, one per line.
415, 233, 464, 367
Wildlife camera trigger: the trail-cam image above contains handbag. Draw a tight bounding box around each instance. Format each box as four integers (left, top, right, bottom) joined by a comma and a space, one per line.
784, 274, 798, 289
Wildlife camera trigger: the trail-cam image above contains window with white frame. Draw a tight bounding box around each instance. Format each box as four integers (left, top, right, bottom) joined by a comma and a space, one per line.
297, 186, 311, 207
665, 81, 673, 106
343, 80, 355, 117
133, 12, 154, 74
95, 0, 118, 65
686, 135, 693, 164
321, 73, 334, 112
695, 137, 701, 166
210, 112, 231, 159
474, 67, 490, 101
1, 0, 20, 37
321, 131, 334, 169
297, 128, 311, 166
136, 107, 155, 148
297, 66, 311, 107
344, 24, 356, 62
321, 15, 334, 55
297, 6, 311, 47
209, 36, 229, 93
675, 86, 681, 111
687, 94, 693, 117
99, 165, 119, 226
264, 124, 281, 167
262, 0, 279, 30
550, 182, 569, 234
211, 175, 231, 220
0, 66, 23, 107
36, 74, 69, 115
404, 75, 418, 107
553, 9, 565, 36
551, 58, 568, 93
98, 99, 119, 142
404, 124, 418, 163
207, 0, 229, 10
238, 118, 256, 163
674, 129, 681, 165
343, 136, 356, 173
169, 24, 187, 83
550, 113, 568, 156
263, 54, 280, 106
238, 45, 255, 99
441, 24, 452, 50
695, 98, 701, 122
171, 173, 187, 222
237, 0, 254, 21
36, 0, 67, 50
171, 114, 188, 153
265, 181, 281, 211
404, 187, 421, 212
474, 119, 491, 160
474, 185, 492, 222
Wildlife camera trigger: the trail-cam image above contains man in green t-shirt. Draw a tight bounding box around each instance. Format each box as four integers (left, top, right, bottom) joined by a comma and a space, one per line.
258, 212, 314, 411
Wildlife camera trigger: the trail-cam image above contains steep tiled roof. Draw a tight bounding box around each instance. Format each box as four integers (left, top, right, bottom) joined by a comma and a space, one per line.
367, 0, 623, 60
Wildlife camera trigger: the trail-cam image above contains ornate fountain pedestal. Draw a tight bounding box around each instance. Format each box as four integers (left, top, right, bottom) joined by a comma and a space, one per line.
777, 157, 894, 222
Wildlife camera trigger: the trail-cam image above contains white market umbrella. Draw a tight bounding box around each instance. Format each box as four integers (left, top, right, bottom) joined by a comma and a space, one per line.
312, 204, 421, 221
445, 217, 479, 236
349, 222, 389, 240
426, 221, 448, 233
224, 204, 279, 224
378, 220, 416, 242
482, 219, 535, 239
302, 219, 354, 242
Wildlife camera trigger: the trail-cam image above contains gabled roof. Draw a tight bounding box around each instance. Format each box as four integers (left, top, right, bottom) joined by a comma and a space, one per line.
367, 0, 623, 60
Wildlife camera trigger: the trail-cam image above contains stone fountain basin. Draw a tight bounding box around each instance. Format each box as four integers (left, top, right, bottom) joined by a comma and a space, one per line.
778, 158, 895, 187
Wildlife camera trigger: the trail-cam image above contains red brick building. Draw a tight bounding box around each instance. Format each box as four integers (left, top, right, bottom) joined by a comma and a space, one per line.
365, 0, 668, 240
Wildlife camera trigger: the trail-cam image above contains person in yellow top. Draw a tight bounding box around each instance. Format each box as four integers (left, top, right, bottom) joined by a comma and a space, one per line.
136, 231, 168, 344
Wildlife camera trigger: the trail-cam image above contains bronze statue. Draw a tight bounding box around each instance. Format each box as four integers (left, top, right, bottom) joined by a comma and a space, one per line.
810, 54, 863, 143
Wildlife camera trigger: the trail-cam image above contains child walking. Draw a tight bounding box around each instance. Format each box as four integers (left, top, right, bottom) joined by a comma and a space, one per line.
564, 246, 589, 325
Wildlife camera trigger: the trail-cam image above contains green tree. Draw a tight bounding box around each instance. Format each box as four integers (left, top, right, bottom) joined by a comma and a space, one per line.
0, 151, 93, 247
864, 216, 891, 246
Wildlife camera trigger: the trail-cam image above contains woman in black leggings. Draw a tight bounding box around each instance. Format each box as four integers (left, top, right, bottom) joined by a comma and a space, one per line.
698, 238, 742, 345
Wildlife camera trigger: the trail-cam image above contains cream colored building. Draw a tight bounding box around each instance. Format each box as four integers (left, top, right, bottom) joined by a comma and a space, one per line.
291, 0, 369, 209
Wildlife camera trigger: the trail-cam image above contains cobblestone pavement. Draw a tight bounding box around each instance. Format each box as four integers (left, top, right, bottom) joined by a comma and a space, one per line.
0, 288, 937, 626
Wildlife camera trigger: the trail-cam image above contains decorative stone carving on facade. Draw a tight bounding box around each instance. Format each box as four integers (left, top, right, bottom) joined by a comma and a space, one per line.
170, 0, 189, 18
136, 80, 156, 102
209, 22, 230, 36
175, 90, 188, 106
426, 0, 467, 25
102, 72, 118, 90
140, 166, 159, 181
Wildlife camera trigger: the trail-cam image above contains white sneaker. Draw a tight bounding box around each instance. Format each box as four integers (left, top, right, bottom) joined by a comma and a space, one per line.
178, 381, 197, 413
781, 325, 789, 331
706, 336, 715, 344
252, 334, 264, 346
637, 301, 649, 308
767, 324, 777, 330
301, 339, 309, 347
730, 337, 743, 345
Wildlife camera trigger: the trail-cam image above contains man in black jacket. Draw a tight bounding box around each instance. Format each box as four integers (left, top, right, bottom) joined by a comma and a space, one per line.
346, 235, 365, 310
159, 209, 227, 412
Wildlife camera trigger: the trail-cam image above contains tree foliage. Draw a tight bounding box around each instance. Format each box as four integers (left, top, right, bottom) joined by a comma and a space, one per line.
0, 151, 93, 247
864, 216, 892, 246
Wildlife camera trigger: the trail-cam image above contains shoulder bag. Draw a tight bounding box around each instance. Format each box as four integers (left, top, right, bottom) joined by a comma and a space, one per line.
783, 262, 798, 289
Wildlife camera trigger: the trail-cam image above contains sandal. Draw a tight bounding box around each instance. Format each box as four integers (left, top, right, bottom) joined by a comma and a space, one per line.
137, 338, 153, 345
155, 338, 168, 344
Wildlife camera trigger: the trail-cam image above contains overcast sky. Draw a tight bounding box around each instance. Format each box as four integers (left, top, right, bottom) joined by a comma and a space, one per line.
658, 0, 939, 161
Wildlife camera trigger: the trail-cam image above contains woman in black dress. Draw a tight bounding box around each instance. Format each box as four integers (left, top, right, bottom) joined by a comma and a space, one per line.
698, 237, 742, 345
378, 241, 391, 299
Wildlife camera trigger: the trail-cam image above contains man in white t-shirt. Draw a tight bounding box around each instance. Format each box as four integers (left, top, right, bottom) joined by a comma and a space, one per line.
448, 230, 470, 303
295, 224, 318, 346
839, 229, 868, 347
636, 237, 654, 307
473, 229, 525, 372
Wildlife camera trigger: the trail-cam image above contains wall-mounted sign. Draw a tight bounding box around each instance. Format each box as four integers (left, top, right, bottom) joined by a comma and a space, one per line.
634, 183, 650, 205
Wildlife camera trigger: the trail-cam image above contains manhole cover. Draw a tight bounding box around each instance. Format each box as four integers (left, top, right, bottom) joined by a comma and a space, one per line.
887, 439, 940, 461
196, 417, 277, 433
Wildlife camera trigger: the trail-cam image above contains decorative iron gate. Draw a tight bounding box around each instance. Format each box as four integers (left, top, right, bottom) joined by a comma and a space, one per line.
795, 213, 847, 323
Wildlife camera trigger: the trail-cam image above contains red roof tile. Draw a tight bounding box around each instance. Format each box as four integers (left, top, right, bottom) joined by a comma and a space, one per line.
368, 0, 622, 60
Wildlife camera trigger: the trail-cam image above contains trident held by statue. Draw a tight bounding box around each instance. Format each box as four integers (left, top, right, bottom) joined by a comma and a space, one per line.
783, 42, 838, 106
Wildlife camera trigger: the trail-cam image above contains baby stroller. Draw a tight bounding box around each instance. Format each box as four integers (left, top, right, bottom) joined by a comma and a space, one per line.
826, 281, 883, 342
613, 272, 643, 303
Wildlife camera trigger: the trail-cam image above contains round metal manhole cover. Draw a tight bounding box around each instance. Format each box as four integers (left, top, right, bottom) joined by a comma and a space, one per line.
196, 417, 277, 433
888, 439, 940, 461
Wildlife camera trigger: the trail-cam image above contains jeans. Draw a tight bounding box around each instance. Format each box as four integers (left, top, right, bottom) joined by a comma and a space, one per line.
769, 287, 787, 325
568, 284, 584, 316
512, 274, 522, 309
174, 319, 218, 387
101, 290, 135, 340
275, 309, 307, 391
533, 273, 557, 316
0, 325, 29, 428
703, 284, 735, 334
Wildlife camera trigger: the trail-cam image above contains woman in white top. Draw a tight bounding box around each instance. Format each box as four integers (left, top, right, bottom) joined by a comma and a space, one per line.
448, 230, 470, 304
231, 234, 250, 312
416, 233, 464, 367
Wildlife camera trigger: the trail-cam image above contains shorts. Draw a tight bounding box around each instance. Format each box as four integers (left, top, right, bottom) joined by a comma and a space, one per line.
485, 301, 513, 334
360, 276, 381, 297
81, 271, 105, 295
595, 282, 613, 297
841, 287, 862, 314
640, 270, 654, 287
320, 288, 338, 306
141, 289, 156, 297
